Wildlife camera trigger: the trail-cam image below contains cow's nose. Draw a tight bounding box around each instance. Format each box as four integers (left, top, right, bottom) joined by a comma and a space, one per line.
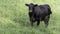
29, 10, 32, 12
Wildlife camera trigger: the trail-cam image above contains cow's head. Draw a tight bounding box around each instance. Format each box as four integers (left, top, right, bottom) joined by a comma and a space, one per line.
25, 3, 37, 12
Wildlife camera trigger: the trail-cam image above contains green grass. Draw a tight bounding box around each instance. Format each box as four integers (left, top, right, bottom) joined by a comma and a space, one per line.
0, 0, 60, 34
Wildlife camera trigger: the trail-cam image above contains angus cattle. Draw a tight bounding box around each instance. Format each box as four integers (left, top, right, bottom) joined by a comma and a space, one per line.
25, 3, 52, 27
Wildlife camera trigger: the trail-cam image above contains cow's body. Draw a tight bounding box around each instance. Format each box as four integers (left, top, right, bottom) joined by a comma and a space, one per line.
25, 3, 52, 27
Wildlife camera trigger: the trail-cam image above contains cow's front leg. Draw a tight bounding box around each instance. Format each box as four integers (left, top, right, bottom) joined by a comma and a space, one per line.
37, 18, 40, 26
30, 17, 35, 27
30, 21, 33, 27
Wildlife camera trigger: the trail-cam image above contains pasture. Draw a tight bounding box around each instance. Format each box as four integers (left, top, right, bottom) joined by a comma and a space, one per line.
0, 0, 60, 34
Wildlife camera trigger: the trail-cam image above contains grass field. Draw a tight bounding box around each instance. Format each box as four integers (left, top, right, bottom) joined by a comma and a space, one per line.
0, 0, 60, 34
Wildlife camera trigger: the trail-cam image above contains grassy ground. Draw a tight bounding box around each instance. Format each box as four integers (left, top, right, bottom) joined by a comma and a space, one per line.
0, 0, 60, 34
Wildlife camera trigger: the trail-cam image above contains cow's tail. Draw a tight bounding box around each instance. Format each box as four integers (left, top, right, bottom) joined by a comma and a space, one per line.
48, 7, 52, 14
48, 5, 52, 14
44, 4, 52, 14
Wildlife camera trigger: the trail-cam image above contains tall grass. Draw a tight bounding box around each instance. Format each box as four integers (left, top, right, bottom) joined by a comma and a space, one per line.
0, 0, 60, 34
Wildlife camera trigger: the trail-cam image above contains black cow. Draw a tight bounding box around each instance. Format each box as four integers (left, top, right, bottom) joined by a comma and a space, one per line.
25, 3, 52, 27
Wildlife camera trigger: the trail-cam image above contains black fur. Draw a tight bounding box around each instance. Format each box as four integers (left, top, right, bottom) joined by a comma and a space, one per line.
25, 3, 52, 27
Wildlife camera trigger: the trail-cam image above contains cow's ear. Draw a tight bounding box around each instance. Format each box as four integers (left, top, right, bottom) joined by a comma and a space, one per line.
25, 4, 29, 6
34, 4, 38, 6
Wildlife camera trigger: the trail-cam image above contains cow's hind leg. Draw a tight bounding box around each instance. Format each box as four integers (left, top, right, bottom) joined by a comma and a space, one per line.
44, 15, 50, 27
